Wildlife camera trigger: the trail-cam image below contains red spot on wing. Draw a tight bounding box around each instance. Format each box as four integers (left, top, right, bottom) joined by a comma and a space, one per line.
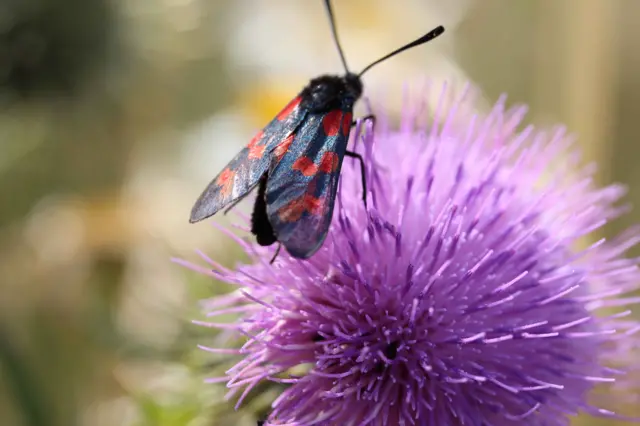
247, 129, 267, 159
319, 151, 339, 173
322, 110, 343, 137
248, 130, 264, 148
217, 168, 235, 197
277, 177, 326, 223
292, 156, 318, 177
277, 97, 302, 121
274, 133, 295, 161
342, 112, 352, 136
278, 194, 324, 223
278, 200, 305, 223
303, 194, 324, 215
248, 144, 266, 160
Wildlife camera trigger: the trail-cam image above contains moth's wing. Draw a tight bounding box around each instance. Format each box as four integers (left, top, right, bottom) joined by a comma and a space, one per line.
266, 109, 353, 258
189, 97, 306, 222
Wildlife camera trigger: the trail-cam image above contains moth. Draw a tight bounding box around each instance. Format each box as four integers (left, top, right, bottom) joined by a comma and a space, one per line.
190, 0, 444, 260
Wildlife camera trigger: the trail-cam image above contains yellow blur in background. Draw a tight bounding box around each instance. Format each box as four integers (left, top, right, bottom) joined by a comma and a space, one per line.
0, 1, 638, 425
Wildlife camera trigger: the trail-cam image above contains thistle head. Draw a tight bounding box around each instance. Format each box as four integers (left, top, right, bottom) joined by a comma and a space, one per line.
181, 83, 640, 425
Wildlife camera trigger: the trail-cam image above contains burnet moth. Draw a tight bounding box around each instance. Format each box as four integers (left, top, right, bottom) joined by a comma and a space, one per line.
190, 0, 444, 261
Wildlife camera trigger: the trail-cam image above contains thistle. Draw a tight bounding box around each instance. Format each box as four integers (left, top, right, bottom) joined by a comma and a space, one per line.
178, 83, 640, 425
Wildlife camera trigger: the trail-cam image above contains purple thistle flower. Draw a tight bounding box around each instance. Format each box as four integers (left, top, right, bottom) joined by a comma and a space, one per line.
178, 83, 640, 425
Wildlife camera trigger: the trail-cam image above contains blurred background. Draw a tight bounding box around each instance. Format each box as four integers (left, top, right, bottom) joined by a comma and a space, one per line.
0, 0, 638, 425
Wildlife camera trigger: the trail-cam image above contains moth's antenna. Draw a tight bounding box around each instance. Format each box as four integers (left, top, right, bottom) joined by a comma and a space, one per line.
324, 0, 350, 73
359, 26, 445, 77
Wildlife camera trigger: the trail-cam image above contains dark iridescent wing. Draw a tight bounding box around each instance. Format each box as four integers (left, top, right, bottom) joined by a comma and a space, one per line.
265, 108, 353, 258
190, 96, 306, 223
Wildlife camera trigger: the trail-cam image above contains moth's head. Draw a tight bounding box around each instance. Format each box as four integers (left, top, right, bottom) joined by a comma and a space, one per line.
343, 72, 363, 104
302, 74, 360, 112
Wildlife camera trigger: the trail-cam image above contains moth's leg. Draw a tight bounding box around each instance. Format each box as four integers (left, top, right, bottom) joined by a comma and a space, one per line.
345, 151, 367, 208
345, 114, 374, 209
269, 243, 282, 264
